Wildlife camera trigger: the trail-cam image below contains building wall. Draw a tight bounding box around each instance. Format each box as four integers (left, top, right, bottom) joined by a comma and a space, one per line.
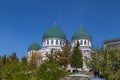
28, 38, 92, 71
104, 38, 120, 49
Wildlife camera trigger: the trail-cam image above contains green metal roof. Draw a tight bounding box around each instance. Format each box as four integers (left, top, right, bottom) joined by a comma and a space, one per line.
72, 27, 92, 40
28, 41, 41, 52
43, 23, 66, 40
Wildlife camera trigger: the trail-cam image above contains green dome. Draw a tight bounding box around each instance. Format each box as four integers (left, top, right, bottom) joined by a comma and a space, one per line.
28, 41, 41, 52
43, 23, 66, 40
72, 27, 92, 41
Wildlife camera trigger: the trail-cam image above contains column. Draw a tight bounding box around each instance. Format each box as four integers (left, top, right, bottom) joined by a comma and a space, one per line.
58, 40, 60, 46
49, 40, 51, 45
82, 39, 85, 46
53, 39, 56, 45
45, 40, 47, 46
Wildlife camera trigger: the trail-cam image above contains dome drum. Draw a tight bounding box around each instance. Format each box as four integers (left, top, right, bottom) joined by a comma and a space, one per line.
43, 38, 66, 47
42, 23, 66, 48
72, 27, 92, 48
72, 39, 91, 47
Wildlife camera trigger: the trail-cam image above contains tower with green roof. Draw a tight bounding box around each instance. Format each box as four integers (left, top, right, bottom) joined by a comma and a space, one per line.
71, 25, 92, 71
28, 41, 41, 52
72, 25, 92, 47
42, 22, 66, 49
27, 23, 93, 71
27, 41, 41, 61
27, 22, 67, 61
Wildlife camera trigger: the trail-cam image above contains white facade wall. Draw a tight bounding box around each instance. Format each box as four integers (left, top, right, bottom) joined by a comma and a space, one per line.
70, 39, 92, 71
28, 38, 92, 71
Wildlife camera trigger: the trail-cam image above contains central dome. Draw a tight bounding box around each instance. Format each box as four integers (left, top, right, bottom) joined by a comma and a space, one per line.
43, 23, 66, 40
72, 26, 92, 41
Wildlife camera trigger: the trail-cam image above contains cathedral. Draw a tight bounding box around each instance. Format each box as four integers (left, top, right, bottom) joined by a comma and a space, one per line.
27, 22, 92, 71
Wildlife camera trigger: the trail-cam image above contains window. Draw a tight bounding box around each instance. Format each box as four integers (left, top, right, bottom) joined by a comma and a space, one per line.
47, 40, 49, 45
77, 40, 79, 44
80, 40, 83, 45
44, 41, 46, 45
60, 41, 62, 45
43, 42, 45, 46
84, 40, 86, 45
51, 40, 53, 45
56, 40, 58, 45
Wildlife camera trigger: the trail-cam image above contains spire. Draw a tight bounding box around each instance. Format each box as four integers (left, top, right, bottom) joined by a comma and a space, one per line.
53, 21, 57, 27
34, 40, 37, 42
80, 24, 84, 30
80, 24, 83, 29
33, 40, 38, 44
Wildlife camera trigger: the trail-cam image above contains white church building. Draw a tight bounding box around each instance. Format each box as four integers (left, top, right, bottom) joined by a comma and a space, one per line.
27, 22, 92, 71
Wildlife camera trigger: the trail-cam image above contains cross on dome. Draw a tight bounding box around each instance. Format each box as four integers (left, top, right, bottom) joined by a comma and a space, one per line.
80, 24, 83, 29
53, 21, 57, 27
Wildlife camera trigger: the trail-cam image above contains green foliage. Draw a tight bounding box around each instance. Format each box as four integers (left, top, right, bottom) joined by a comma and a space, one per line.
36, 61, 67, 80
0, 52, 68, 80
0, 54, 29, 80
60, 40, 71, 67
46, 40, 71, 68
0, 55, 9, 66
86, 49, 120, 79
21, 56, 28, 65
9, 52, 18, 62
28, 54, 37, 70
70, 42, 83, 69
0, 61, 31, 80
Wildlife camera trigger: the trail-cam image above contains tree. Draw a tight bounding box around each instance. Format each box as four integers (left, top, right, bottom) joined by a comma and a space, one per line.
36, 61, 67, 80
28, 51, 43, 70
0, 59, 31, 80
46, 49, 57, 64
0, 54, 37, 80
0, 55, 10, 79
70, 42, 83, 70
21, 56, 27, 65
0, 55, 9, 66
9, 52, 18, 62
86, 49, 120, 79
46, 40, 71, 68
59, 40, 71, 67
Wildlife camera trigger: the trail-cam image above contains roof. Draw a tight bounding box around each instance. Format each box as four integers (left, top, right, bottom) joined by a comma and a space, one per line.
104, 38, 120, 44
28, 41, 41, 52
43, 22, 66, 40
72, 26, 92, 41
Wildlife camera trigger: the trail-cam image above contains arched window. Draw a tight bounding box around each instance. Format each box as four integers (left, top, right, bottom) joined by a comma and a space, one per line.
80, 40, 83, 45
47, 40, 49, 45
73, 42, 74, 45
60, 41, 62, 45
77, 40, 79, 44
51, 40, 53, 45
84, 40, 86, 45
56, 40, 58, 45
44, 41, 46, 45
43, 42, 45, 46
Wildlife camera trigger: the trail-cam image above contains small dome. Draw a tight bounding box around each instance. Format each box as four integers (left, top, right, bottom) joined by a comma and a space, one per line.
28, 41, 41, 52
43, 22, 66, 40
72, 26, 92, 41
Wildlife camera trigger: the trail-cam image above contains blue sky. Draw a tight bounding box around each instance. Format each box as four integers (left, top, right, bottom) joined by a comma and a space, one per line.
0, 0, 120, 58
